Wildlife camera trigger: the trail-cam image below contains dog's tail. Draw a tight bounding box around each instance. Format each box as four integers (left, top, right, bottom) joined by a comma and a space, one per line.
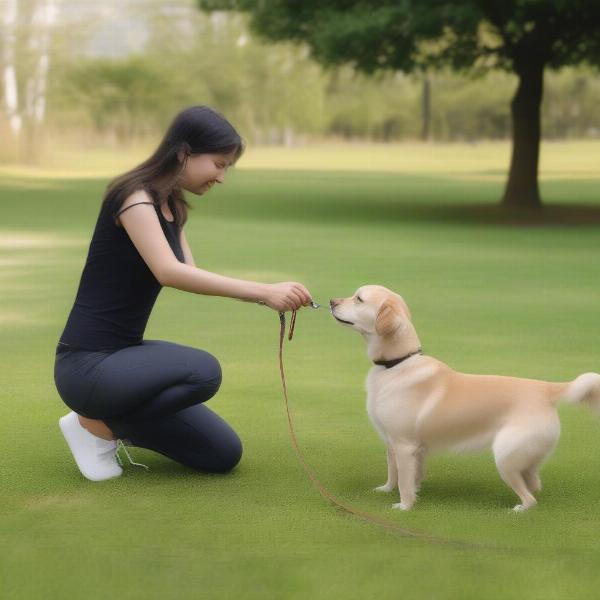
553, 372, 600, 416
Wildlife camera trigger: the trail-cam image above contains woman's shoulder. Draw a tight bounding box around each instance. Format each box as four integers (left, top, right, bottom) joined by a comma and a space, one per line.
105, 186, 158, 229
120, 187, 157, 210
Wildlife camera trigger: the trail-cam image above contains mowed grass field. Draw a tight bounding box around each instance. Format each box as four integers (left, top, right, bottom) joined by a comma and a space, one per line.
1, 141, 600, 599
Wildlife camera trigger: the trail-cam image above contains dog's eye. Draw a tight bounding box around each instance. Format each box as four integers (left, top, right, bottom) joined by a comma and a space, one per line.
356, 296, 363, 303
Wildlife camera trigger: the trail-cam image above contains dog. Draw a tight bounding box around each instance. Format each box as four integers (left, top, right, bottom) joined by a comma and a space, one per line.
329, 285, 600, 512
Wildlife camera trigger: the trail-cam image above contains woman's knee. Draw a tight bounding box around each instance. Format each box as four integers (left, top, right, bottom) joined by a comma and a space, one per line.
186, 351, 222, 399
206, 432, 243, 474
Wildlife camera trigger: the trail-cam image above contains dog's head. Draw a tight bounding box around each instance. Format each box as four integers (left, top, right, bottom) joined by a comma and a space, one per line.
329, 285, 413, 338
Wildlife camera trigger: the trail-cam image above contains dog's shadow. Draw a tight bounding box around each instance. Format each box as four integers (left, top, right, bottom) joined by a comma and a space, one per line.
344, 468, 519, 510
415, 475, 510, 509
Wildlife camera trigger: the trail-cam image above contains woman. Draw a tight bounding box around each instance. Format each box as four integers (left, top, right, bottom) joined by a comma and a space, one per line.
54, 105, 313, 481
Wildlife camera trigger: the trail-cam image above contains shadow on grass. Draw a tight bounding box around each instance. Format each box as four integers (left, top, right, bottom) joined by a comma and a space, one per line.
418, 476, 512, 509
224, 199, 600, 229
340, 473, 505, 510
215, 171, 600, 228
397, 203, 600, 227
3, 171, 599, 229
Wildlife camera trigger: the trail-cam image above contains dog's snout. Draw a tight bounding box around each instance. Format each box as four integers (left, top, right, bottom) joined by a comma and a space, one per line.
330, 298, 340, 308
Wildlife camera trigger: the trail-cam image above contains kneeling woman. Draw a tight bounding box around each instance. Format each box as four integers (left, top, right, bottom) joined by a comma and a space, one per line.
54, 105, 312, 481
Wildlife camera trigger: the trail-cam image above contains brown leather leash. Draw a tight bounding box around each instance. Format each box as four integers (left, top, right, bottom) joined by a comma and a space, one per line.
277, 308, 517, 552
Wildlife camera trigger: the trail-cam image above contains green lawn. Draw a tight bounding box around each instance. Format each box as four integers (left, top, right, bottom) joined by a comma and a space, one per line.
1, 143, 600, 599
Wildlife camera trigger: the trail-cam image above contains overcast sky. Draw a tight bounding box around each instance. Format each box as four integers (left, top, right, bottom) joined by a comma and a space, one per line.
55, 0, 199, 58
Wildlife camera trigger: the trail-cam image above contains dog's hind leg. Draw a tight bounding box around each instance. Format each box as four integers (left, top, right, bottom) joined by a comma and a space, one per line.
521, 436, 558, 494
493, 421, 559, 512
390, 443, 418, 511
374, 443, 398, 493
496, 462, 537, 512
522, 465, 542, 493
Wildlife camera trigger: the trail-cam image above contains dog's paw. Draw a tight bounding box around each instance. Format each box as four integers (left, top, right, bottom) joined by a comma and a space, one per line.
392, 501, 414, 511
373, 483, 395, 493
512, 502, 536, 513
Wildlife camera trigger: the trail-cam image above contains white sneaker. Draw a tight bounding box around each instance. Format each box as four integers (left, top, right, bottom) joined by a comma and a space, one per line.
59, 411, 123, 481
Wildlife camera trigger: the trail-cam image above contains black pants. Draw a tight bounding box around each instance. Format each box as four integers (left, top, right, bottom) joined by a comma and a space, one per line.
53, 339, 243, 473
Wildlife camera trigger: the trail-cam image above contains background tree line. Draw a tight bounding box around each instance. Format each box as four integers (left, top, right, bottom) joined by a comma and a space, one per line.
1, 5, 599, 165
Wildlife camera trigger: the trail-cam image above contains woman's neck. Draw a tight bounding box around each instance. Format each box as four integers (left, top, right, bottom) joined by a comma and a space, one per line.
147, 181, 174, 205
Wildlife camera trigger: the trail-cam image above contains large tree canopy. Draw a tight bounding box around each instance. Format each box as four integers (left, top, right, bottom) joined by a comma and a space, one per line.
198, 0, 600, 208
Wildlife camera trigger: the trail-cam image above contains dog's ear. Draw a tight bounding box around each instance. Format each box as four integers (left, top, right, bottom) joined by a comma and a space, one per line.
398, 297, 411, 321
375, 299, 402, 337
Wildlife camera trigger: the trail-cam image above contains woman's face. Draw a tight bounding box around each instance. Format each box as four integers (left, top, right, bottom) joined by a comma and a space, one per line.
177, 151, 236, 195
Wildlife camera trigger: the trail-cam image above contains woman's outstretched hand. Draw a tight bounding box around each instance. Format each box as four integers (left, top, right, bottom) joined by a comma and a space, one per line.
261, 282, 313, 312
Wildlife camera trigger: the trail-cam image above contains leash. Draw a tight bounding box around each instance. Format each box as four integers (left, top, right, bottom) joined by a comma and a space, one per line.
275, 304, 516, 552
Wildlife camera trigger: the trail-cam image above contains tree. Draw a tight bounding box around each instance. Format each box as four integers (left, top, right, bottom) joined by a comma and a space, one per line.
1, 0, 61, 162
197, 0, 600, 208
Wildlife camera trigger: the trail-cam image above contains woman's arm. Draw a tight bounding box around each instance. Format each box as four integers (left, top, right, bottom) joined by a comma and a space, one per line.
179, 227, 196, 267
163, 262, 267, 302
117, 191, 267, 303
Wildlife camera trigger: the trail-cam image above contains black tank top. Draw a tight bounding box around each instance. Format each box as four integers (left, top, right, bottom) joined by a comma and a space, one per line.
56, 190, 185, 354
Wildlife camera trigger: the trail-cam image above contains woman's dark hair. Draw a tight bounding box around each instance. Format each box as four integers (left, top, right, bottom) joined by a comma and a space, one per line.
102, 105, 245, 228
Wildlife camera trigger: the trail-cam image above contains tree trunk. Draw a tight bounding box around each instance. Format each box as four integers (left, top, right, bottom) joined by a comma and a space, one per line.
502, 58, 545, 208
2, 0, 22, 138
421, 73, 431, 141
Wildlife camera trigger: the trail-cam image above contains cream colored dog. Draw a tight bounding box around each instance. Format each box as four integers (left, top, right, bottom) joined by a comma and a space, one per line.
329, 285, 600, 512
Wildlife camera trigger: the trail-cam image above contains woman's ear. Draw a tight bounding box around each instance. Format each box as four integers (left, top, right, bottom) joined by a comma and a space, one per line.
375, 299, 403, 337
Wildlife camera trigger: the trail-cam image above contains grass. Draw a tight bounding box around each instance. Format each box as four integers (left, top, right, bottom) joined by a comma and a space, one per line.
1, 141, 600, 599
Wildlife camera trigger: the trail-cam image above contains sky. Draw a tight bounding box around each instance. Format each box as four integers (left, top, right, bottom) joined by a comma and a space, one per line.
54, 0, 200, 58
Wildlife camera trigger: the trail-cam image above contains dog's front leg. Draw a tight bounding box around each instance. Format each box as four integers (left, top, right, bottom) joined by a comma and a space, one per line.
373, 443, 398, 492
414, 445, 427, 492
391, 444, 418, 511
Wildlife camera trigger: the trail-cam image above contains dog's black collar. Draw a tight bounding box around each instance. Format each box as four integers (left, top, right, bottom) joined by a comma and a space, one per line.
373, 349, 423, 368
